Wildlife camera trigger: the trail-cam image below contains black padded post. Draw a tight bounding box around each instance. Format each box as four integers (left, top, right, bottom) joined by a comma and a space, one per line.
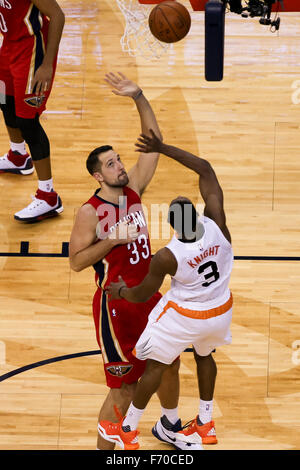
205, 0, 225, 81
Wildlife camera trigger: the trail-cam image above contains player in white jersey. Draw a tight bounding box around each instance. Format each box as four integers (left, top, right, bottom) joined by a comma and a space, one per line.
99, 130, 233, 450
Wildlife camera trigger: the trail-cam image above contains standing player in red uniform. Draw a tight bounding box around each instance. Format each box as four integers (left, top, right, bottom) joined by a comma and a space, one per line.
0, 0, 65, 222
69, 72, 188, 451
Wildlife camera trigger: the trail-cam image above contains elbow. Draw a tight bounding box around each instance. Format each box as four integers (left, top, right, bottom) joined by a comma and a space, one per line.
59, 10, 66, 27
198, 160, 214, 177
72, 265, 82, 273
51, 6, 65, 26
69, 258, 83, 273
202, 160, 213, 173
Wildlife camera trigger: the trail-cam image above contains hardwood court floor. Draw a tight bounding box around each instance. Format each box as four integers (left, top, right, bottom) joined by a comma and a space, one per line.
0, 0, 300, 450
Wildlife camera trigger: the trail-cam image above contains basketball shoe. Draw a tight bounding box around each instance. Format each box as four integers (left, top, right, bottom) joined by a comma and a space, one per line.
0, 150, 34, 175
14, 189, 63, 223
152, 415, 203, 450
98, 406, 140, 450
180, 416, 217, 445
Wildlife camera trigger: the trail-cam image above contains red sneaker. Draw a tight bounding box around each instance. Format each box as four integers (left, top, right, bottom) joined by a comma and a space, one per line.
98, 405, 140, 450
180, 417, 217, 445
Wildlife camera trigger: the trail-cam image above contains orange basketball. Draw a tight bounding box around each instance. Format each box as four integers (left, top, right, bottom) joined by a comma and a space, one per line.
148, 1, 191, 44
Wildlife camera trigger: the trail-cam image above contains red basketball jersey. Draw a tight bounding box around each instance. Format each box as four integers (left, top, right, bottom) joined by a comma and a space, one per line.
86, 186, 153, 289
0, 1, 49, 41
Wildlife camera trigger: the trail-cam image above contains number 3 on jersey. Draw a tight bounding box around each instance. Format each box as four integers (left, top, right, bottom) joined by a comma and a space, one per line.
128, 234, 150, 265
198, 261, 220, 287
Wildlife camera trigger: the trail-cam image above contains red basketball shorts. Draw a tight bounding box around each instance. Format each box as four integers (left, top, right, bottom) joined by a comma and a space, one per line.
0, 31, 57, 119
92, 287, 162, 389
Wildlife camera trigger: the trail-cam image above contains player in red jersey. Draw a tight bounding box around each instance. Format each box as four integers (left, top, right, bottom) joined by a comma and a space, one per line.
69, 72, 188, 451
0, 0, 65, 222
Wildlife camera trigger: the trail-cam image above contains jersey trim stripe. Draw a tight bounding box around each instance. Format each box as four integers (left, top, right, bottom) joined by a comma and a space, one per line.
24, 5, 46, 95
24, 5, 43, 36
155, 292, 233, 322
99, 258, 109, 289
99, 290, 127, 364
97, 289, 108, 363
25, 32, 45, 95
105, 295, 127, 362
34, 31, 45, 71
25, 35, 37, 95
100, 290, 121, 363
24, 4, 34, 36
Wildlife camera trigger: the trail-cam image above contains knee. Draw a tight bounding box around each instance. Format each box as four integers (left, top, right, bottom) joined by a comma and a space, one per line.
145, 359, 169, 379
112, 382, 137, 403
16, 115, 40, 143
160, 358, 180, 382
169, 357, 180, 375
15, 115, 50, 160
194, 350, 212, 363
0, 95, 18, 128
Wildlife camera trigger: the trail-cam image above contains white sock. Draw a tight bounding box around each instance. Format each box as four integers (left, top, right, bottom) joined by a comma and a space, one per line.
161, 407, 179, 425
199, 399, 213, 424
38, 178, 53, 193
122, 402, 145, 431
10, 141, 27, 155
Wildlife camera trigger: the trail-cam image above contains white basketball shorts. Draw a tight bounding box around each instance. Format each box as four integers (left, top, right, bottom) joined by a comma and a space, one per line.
133, 293, 233, 364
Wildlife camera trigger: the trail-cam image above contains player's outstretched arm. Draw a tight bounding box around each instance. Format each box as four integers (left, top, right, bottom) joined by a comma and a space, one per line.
135, 130, 231, 242
69, 205, 138, 272
31, 0, 65, 95
105, 72, 162, 196
106, 248, 177, 303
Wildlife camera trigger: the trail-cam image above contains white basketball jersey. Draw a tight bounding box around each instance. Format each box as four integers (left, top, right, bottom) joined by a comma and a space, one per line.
165, 215, 233, 309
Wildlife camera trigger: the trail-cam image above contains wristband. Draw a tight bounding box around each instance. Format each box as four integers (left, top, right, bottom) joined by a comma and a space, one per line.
133, 89, 143, 101
118, 285, 126, 298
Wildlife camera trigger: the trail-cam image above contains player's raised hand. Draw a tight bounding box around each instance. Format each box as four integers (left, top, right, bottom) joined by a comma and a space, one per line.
107, 220, 139, 245
104, 72, 142, 99
105, 275, 127, 300
135, 129, 163, 154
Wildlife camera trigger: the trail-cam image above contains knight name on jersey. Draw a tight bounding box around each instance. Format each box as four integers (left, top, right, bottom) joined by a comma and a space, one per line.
0, 0, 12, 10
187, 245, 220, 268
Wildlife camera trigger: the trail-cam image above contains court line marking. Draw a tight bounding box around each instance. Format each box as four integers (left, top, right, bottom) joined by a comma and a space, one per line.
0, 348, 194, 383
0, 242, 300, 260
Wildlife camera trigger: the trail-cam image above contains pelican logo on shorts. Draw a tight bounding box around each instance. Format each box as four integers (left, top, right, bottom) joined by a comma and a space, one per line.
106, 364, 133, 377
24, 95, 46, 108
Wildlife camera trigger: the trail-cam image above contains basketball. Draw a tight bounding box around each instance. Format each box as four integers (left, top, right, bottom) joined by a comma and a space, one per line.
148, 1, 191, 44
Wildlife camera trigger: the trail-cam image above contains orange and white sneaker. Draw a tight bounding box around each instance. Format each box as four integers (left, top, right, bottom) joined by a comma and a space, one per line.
180, 417, 217, 445
98, 405, 140, 450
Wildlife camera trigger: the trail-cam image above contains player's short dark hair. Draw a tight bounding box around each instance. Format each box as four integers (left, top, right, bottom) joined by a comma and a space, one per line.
86, 145, 113, 175
168, 200, 198, 240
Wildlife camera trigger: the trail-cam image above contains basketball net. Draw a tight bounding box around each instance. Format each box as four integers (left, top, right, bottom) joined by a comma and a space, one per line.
115, 0, 170, 59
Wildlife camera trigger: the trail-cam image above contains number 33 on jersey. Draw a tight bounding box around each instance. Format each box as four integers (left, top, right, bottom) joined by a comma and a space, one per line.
85, 186, 153, 291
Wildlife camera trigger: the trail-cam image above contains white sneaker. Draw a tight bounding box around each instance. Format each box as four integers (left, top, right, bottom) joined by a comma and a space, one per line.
14, 189, 63, 223
152, 416, 203, 450
0, 150, 34, 175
